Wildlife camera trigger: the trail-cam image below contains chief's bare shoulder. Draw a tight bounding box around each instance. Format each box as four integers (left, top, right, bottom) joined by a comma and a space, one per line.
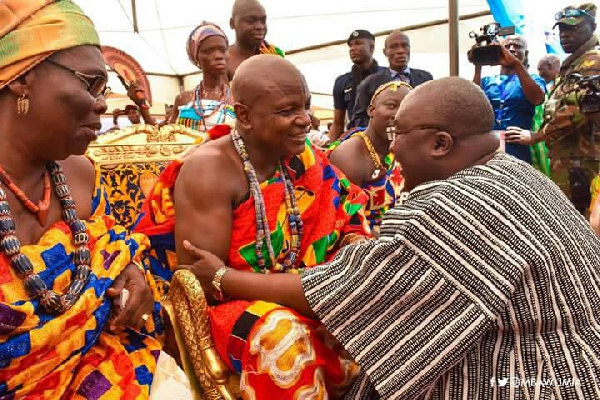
176, 138, 241, 203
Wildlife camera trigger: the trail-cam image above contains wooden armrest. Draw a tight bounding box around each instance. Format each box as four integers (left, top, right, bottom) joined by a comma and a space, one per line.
169, 270, 240, 400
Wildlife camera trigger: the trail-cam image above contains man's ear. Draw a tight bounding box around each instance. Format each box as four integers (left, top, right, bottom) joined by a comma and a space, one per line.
431, 131, 453, 157
230, 17, 235, 30
234, 102, 252, 130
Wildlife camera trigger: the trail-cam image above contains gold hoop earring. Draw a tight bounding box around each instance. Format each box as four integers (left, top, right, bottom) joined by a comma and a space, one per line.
17, 94, 30, 115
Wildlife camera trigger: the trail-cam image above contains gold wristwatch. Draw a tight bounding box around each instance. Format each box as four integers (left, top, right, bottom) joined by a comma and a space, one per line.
211, 265, 232, 302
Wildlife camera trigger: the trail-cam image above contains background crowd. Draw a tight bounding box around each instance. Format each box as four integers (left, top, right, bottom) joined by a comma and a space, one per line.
1, 1, 600, 400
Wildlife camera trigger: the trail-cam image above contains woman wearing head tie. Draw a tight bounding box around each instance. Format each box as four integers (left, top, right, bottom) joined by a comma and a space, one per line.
0, 1, 163, 398
165, 22, 236, 133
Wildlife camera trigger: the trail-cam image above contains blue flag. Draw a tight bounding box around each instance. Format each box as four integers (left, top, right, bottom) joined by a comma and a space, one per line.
486, 0, 565, 59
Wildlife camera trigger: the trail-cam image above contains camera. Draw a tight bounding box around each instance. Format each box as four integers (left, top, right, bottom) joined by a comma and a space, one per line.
469, 23, 516, 66
566, 74, 600, 114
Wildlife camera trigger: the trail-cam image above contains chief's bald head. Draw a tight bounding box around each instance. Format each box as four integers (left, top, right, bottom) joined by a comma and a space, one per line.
232, 55, 306, 105
231, 55, 311, 157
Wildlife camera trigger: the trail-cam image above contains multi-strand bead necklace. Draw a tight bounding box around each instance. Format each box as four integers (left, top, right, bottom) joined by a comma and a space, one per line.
192, 81, 230, 131
0, 161, 92, 314
231, 131, 304, 273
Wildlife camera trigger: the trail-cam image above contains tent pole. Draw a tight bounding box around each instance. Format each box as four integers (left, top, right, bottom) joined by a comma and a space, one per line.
449, 0, 460, 76
131, 0, 139, 33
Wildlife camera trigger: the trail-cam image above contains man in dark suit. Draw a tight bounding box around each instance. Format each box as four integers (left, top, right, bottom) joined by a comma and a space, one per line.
350, 30, 433, 128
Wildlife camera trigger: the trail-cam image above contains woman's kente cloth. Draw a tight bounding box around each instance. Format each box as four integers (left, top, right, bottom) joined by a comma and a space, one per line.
328, 128, 404, 234
176, 99, 236, 133
0, 165, 163, 399
136, 138, 370, 399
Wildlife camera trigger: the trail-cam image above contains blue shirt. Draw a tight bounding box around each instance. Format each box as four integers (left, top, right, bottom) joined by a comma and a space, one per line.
481, 73, 546, 163
389, 67, 411, 84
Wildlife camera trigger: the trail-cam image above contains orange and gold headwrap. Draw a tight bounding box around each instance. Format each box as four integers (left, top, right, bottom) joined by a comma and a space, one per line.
0, 0, 100, 90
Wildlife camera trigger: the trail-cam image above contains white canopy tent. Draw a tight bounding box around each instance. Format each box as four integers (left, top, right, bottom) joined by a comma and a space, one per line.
76, 0, 592, 116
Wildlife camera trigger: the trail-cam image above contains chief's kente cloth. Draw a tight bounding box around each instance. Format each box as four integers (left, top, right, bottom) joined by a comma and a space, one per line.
136, 140, 370, 399
0, 165, 163, 399
303, 153, 600, 399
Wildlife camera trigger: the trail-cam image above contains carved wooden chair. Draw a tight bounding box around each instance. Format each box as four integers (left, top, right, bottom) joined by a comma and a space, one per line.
165, 270, 241, 400
87, 124, 207, 230
87, 125, 239, 399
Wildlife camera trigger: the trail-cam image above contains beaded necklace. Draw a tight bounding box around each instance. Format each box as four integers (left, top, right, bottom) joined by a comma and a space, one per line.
0, 161, 91, 314
231, 131, 304, 272
0, 166, 51, 226
192, 81, 230, 132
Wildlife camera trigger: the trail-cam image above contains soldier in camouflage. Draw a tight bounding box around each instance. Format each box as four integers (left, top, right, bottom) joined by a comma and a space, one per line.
505, 3, 600, 214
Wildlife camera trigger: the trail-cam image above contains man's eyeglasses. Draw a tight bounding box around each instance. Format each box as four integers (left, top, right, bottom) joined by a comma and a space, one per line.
386, 125, 441, 141
46, 59, 111, 98
555, 9, 595, 22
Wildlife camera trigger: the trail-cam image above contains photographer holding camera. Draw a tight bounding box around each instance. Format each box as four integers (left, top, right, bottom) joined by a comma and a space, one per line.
505, 3, 599, 215
470, 34, 546, 164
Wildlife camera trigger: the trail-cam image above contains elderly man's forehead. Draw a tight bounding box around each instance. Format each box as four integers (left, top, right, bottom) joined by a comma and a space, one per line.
244, 78, 307, 102
386, 31, 409, 45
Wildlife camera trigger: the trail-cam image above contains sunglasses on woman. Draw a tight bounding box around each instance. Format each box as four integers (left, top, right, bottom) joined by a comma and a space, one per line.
46, 58, 111, 98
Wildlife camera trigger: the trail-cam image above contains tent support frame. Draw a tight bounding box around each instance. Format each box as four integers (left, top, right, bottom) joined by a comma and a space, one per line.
449, 0, 460, 75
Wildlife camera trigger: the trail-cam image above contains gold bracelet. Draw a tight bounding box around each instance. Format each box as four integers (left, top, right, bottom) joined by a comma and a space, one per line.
211, 265, 232, 302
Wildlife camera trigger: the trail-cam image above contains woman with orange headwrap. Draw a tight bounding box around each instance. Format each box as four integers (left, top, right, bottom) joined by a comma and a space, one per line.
0, 1, 163, 398
165, 22, 236, 134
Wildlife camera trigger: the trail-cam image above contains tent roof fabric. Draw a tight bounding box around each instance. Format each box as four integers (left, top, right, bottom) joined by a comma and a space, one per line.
78, 0, 489, 76
81, 0, 587, 101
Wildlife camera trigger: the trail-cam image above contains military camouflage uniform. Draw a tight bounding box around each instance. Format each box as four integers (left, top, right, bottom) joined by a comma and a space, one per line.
542, 4, 600, 212
543, 48, 600, 209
